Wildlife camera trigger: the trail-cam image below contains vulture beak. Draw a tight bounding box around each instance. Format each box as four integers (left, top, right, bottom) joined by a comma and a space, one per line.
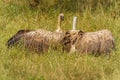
59, 13, 64, 21
61, 16, 64, 21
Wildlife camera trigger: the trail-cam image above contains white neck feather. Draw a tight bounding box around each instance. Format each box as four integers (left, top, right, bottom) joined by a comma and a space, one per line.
72, 17, 77, 31
70, 44, 76, 53
56, 15, 62, 32
69, 16, 78, 53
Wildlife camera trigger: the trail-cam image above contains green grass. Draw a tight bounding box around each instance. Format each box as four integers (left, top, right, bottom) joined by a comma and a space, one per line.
0, 0, 120, 80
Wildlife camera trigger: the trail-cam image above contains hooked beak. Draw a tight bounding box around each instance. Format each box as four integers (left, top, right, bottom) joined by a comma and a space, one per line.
60, 16, 64, 21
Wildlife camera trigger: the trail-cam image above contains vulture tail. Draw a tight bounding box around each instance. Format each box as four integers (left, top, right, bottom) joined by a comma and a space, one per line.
6, 29, 31, 48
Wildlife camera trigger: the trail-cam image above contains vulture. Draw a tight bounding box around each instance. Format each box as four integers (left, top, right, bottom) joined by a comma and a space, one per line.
6, 13, 64, 53
61, 17, 115, 55
62, 30, 115, 55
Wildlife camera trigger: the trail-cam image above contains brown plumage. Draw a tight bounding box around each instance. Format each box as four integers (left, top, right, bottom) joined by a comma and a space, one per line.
6, 29, 32, 47
17, 31, 50, 53
6, 29, 65, 53
62, 29, 115, 55
6, 13, 64, 53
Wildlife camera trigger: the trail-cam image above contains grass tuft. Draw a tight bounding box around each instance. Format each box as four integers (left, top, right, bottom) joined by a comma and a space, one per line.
0, 0, 120, 80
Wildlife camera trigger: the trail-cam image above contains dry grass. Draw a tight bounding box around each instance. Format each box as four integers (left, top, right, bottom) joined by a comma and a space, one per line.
0, 0, 120, 80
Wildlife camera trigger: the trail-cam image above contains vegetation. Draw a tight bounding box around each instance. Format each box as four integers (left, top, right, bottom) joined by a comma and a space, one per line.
0, 0, 120, 80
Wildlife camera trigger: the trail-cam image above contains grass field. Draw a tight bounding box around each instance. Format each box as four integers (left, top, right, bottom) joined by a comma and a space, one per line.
0, 0, 120, 80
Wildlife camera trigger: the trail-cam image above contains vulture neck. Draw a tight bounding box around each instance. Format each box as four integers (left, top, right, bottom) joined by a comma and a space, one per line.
70, 17, 78, 53
56, 16, 62, 32
72, 17, 77, 31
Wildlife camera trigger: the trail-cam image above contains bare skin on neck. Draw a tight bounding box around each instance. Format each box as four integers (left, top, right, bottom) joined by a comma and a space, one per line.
70, 17, 78, 53
56, 13, 64, 33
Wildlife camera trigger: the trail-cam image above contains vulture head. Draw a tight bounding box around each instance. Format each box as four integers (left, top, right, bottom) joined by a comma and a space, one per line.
59, 13, 64, 21
61, 30, 84, 52
56, 13, 64, 33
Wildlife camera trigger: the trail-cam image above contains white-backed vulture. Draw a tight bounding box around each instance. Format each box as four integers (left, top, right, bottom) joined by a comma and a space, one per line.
61, 17, 115, 55
6, 13, 64, 53
62, 29, 115, 55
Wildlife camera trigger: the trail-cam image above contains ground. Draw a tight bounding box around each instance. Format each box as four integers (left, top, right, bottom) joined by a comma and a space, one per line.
0, 0, 120, 80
